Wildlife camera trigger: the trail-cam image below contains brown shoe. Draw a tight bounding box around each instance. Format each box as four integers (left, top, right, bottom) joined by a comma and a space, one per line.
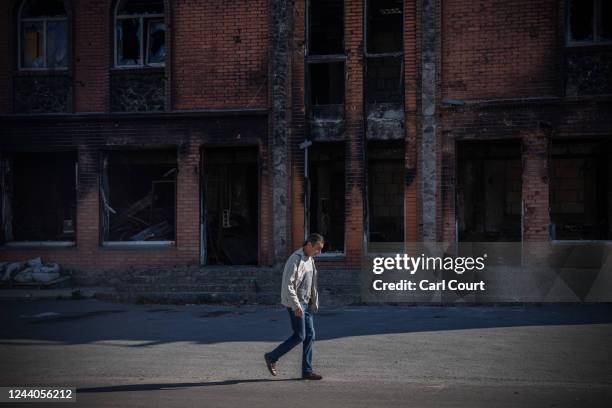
264, 353, 277, 376
302, 372, 323, 380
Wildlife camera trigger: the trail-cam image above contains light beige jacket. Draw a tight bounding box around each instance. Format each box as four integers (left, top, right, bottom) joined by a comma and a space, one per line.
280, 248, 319, 313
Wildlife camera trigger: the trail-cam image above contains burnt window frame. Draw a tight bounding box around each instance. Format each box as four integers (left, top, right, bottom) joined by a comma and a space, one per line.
363, 0, 405, 105
99, 148, 178, 247
305, 0, 346, 114
566, 0, 612, 46
113, 0, 166, 68
17, 0, 69, 71
0, 151, 78, 247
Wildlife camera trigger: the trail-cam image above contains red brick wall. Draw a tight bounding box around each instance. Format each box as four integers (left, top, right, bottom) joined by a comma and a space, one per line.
172, 0, 269, 110
522, 129, 551, 241
442, 0, 559, 100
74, 0, 110, 112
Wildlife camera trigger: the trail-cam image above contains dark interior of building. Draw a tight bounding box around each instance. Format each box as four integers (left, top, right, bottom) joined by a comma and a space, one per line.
457, 140, 522, 242
309, 62, 345, 107
550, 139, 611, 240
309, 142, 345, 254
5, 151, 77, 242
102, 149, 176, 242
309, 0, 343, 55
203, 147, 258, 265
366, 0, 403, 54
367, 141, 404, 249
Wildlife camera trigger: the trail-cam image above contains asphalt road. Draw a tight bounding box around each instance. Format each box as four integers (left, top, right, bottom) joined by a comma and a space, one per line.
1, 299, 611, 407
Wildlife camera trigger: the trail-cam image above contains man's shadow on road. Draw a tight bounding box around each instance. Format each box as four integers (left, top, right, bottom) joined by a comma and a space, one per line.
77, 378, 301, 393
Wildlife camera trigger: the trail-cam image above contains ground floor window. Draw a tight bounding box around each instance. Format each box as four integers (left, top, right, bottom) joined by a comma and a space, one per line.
457, 140, 522, 242
308, 142, 345, 254
550, 139, 612, 240
367, 140, 404, 252
100, 149, 176, 243
1, 151, 77, 243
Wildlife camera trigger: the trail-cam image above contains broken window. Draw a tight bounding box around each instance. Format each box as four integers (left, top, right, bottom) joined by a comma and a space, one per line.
1, 152, 76, 243
307, 1, 345, 136
308, 0, 344, 55
567, 0, 612, 44
457, 141, 522, 242
308, 142, 345, 254
550, 140, 611, 240
364, 0, 404, 135
101, 149, 176, 243
367, 141, 404, 252
366, 0, 403, 54
115, 0, 165, 67
19, 0, 68, 69
309, 62, 345, 106
365, 56, 403, 104
203, 147, 259, 265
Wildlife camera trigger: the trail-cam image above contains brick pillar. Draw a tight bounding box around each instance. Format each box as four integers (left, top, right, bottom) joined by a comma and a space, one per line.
441, 134, 456, 242
269, 0, 292, 264
74, 0, 109, 112
290, 0, 306, 250
522, 128, 550, 241
404, 0, 419, 243
76, 146, 101, 258
345, 0, 365, 266
176, 140, 200, 264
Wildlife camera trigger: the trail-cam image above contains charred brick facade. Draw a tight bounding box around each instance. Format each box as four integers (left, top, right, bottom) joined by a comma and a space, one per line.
1, 0, 611, 294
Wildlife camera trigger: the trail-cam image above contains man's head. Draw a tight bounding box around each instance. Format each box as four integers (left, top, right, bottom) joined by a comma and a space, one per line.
303, 233, 324, 257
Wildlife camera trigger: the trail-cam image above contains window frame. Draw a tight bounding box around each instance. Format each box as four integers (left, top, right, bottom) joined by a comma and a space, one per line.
17, 0, 68, 71
566, 0, 612, 46
114, 1, 165, 68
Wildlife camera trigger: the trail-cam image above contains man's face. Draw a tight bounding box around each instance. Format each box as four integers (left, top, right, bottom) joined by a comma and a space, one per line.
306, 240, 324, 257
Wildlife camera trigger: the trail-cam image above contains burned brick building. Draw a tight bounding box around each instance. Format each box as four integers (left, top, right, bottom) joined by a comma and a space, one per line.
0, 0, 611, 300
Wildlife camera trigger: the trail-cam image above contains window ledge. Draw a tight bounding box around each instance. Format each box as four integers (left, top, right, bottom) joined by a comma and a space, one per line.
101, 241, 176, 250
314, 253, 346, 261
1, 241, 76, 249
551, 240, 612, 246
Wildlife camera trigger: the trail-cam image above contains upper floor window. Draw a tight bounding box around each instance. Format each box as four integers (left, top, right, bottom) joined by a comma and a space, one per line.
18, 0, 68, 69
567, 0, 612, 45
114, 0, 166, 67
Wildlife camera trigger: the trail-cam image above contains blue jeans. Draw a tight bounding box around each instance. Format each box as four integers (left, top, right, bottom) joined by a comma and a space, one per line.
267, 302, 314, 375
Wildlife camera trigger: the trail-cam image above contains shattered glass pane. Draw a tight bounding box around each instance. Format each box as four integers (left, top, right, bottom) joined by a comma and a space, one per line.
22, 0, 66, 18
46, 20, 67, 68
117, 18, 141, 65
21, 21, 44, 68
569, 0, 594, 41
147, 20, 166, 64
117, 0, 164, 15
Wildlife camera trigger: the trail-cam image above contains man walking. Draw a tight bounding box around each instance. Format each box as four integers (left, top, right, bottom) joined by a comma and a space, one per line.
264, 233, 324, 380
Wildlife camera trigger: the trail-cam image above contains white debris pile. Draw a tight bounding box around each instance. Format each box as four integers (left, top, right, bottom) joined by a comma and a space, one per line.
0, 257, 62, 284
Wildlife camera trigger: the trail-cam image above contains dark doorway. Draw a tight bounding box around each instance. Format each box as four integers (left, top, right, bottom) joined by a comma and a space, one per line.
457, 140, 522, 242
202, 147, 259, 265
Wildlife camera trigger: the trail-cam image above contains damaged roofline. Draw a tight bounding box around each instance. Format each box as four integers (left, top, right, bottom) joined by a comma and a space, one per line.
0, 108, 269, 122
